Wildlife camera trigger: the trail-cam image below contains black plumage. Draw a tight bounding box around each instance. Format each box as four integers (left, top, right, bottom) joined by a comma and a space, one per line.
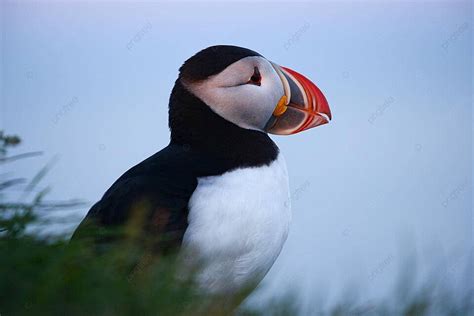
178, 45, 261, 82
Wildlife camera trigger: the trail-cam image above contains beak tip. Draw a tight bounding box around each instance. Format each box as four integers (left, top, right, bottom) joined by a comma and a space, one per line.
320, 112, 331, 122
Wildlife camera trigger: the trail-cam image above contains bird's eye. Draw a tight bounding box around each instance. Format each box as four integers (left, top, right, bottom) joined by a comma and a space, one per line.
247, 67, 262, 86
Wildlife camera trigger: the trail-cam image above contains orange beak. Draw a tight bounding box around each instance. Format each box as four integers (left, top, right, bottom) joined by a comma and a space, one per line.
265, 63, 331, 135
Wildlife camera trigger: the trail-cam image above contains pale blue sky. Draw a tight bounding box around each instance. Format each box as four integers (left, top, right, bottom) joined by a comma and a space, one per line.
1, 0, 472, 310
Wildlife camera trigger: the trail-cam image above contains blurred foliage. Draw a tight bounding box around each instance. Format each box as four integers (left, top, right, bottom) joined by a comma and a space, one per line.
0, 132, 203, 315
0, 131, 472, 316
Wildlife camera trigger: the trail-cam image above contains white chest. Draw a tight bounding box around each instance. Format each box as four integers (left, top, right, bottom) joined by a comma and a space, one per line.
181, 153, 291, 293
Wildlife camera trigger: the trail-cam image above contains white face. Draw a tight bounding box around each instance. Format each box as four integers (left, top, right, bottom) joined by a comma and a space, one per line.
182, 56, 284, 131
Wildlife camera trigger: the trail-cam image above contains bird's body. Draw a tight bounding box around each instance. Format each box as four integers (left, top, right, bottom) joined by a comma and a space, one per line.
72, 45, 331, 302
73, 81, 291, 293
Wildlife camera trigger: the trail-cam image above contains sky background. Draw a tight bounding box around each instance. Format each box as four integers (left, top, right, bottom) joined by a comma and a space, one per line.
1, 0, 472, 311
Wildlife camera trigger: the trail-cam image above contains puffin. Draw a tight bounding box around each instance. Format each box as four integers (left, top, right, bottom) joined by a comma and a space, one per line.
72, 45, 331, 299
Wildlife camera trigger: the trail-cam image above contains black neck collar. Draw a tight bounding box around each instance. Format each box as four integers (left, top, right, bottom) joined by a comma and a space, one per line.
168, 80, 279, 172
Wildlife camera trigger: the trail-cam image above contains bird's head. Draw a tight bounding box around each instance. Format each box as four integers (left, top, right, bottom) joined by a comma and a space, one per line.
174, 45, 331, 136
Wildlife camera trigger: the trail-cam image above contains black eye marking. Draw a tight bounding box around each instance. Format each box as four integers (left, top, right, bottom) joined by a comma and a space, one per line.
248, 67, 262, 86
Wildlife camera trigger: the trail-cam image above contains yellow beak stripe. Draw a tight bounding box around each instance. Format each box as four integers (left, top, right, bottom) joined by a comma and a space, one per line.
273, 95, 288, 117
